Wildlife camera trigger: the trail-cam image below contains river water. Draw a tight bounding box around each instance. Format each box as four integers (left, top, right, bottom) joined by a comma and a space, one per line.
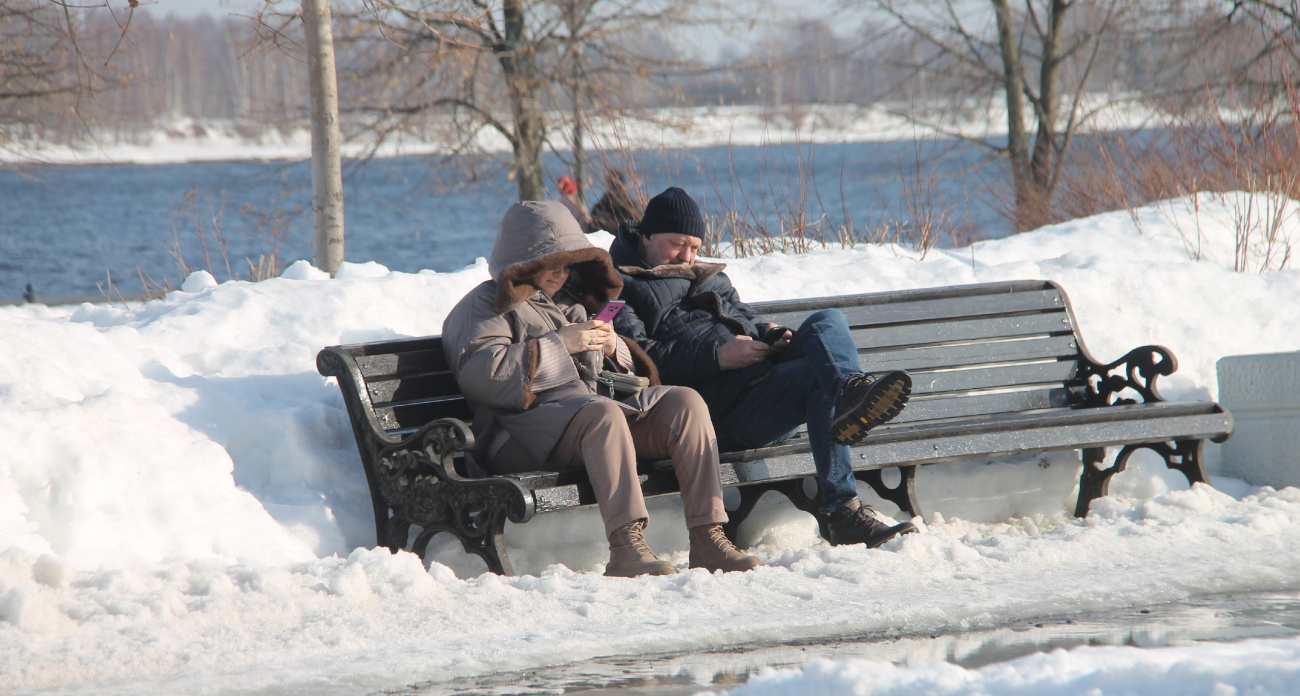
0, 140, 1007, 302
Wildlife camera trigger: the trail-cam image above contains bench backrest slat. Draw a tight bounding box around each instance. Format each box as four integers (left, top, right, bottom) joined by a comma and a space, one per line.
327, 280, 1085, 438
888, 387, 1068, 425
761, 287, 1065, 329
858, 335, 1078, 374
368, 371, 461, 406
356, 348, 451, 380
374, 398, 474, 432
846, 311, 1074, 351
907, 360, 1078, 396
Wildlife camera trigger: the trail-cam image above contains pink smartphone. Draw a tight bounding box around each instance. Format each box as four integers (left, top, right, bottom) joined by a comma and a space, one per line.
593, 300, 625, 323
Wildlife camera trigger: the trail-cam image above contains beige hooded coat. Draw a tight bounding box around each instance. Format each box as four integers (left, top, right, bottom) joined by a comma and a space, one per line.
441, 201, 667, 470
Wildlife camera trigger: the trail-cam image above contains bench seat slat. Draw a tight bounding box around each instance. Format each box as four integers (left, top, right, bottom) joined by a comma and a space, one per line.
709, 401, 1230, 486
849, 407, 1231, 470
762, 289, 1066, 330
858, 334, 1079, 373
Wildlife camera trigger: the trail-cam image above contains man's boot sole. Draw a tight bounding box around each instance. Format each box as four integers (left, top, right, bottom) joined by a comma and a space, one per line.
831, 371, 912, 446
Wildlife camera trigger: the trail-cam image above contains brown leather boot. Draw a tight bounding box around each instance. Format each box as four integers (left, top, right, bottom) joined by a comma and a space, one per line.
605, 519, 676, 577
688, 524, 763, 572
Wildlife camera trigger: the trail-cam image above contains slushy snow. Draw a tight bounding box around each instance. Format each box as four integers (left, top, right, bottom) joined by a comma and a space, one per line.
2, 191, 1299, 694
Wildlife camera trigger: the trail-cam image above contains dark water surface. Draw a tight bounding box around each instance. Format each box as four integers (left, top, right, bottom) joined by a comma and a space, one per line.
408, 590, 1300, 696
1, 140, 1008, 302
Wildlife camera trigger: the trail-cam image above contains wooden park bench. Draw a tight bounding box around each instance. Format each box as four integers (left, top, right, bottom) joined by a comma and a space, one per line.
316, 279, 1233, 575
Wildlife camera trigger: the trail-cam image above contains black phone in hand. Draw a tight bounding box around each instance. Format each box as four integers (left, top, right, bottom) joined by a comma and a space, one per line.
760, 326, 788, 345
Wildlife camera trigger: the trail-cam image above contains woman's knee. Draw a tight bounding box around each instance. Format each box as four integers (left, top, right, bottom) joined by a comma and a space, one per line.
574, 398, 630, 430
650, 386, 714, 440
657, 385, 708, 415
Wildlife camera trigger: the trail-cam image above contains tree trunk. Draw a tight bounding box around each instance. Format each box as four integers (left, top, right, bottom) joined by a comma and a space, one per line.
501, 0, 546, 201
573, 79, 586, 200
1030, 0, 1069, 195
303, 0, 345, 274
991, 0, 1037, 231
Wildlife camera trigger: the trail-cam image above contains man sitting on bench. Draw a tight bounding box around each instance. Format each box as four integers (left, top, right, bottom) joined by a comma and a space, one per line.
610, 187, 919, 548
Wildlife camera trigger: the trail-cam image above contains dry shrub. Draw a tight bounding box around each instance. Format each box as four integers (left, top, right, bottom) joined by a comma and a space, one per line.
693, 135, 976, 260
134, 187, 302, 299
1055, 84, 1300, 272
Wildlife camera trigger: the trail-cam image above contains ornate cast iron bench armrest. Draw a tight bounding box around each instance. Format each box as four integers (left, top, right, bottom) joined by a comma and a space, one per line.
374, 417, 536, 575
1073, 345, 1178, 408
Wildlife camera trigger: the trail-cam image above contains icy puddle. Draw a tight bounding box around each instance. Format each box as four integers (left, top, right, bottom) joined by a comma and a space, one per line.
406, 590, 1300, 695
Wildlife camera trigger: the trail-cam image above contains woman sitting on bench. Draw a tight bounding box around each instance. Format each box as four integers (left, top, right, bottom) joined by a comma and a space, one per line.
440, 201, 761, 576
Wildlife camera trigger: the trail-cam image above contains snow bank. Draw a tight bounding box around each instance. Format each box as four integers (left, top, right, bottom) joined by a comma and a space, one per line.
1, 192, 1299, 693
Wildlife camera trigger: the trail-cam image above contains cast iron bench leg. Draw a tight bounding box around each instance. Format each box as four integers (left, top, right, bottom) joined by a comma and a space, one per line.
1075, 440, 1209, 517
723, 478, 821, 544
411, 504, 517, 576
856, 465, 922, 521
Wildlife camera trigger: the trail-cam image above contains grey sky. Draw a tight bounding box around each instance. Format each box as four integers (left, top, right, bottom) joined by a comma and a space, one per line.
145, 0, 261, 18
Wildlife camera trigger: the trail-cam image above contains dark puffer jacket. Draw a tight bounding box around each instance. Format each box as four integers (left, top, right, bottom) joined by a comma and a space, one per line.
609, 222, 776, 415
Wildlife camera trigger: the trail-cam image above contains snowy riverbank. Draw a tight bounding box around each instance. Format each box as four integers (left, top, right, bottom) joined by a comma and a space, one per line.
0, 100, 1162, 167
2, 191, 1299, 694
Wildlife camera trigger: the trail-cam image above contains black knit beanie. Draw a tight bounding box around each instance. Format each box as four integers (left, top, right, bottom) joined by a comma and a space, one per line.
638, 187, 706, 239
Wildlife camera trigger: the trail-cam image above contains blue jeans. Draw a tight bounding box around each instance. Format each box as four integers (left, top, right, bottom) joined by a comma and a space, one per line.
713, 309, 862, 515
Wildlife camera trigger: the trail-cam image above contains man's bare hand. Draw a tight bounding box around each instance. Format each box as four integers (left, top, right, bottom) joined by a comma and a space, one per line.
717, 335, 770, 370
558, 320, 613, 355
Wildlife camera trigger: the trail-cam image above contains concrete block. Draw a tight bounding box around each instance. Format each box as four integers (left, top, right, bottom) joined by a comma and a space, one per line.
1216, 351, 1300, 488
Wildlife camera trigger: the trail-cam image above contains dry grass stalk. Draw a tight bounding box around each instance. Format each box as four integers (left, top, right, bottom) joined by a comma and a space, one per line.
687, 132, 976, 260
1053, 82, 1300, 272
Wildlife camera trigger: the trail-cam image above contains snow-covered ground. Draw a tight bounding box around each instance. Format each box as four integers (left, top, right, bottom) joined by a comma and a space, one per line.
2, 191, 1299, 694
0, 99, 1161, 166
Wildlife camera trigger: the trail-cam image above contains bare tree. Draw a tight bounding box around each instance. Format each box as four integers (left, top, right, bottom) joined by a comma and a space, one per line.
255, 0, 740, 202
1213, 1, 1300, 95
859, 1, 1137, 231
0, 0, 112, 138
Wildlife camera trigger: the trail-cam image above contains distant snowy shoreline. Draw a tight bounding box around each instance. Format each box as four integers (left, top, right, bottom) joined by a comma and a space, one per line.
1, 99, 1165, 167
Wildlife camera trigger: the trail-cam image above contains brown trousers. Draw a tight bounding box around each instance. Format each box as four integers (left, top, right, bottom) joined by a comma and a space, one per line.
489, 387, 729, 537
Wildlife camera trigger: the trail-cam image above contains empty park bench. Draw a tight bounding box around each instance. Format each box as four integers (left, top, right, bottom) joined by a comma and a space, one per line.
316, 279, 1234, 575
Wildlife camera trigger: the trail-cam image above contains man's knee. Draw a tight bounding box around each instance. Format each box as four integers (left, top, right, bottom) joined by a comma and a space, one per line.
804, 308, 850, 333
808, 308, 846, 323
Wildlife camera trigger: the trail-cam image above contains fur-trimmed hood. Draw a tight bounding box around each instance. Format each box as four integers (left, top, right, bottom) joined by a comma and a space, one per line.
489, 201, 622, 314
